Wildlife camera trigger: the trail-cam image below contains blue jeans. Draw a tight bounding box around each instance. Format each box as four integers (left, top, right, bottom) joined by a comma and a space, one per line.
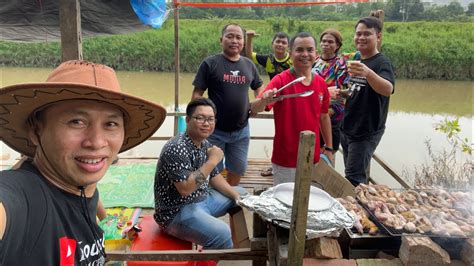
164, 186, 247, 249
207, 124, 250, 176
340, 131, 384, 186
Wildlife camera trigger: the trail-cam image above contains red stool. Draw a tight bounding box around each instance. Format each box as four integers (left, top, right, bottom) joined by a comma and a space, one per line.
128, 215, 193, 266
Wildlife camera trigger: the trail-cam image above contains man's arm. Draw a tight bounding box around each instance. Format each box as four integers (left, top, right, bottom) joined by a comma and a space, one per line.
209, 174, 240, 201
192, 87, 206, 100
96, 199, 107, 221
250, 88, 277, 115
245, 30, 257, 59
320, 113, 334, 162
0, 203, 6, 240
365, 69, 393, 96
253, 84, 265, 99
174, 146, 223, 196
348, 62, 393, 97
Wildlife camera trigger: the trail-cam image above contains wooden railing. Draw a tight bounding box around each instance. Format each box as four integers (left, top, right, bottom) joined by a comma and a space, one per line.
154, 112, 411, 189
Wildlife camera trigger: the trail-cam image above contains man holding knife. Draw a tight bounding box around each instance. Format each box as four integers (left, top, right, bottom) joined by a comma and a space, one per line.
251, 32, 334, 185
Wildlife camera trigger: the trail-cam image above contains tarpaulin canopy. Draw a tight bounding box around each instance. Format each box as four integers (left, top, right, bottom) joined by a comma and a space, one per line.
1, 0, 370, 42
0, 0, 149, 42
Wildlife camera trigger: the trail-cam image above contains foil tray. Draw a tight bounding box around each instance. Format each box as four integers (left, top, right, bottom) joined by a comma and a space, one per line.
238, 185, 354, 239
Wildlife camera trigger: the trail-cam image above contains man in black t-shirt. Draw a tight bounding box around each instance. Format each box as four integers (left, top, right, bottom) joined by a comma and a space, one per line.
192, 23, 264, 186
341, 17, 395, 186
0, 61, 166, 265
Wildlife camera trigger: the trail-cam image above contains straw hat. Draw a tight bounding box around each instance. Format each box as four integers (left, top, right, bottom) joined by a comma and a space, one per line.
0, 60, 167, 157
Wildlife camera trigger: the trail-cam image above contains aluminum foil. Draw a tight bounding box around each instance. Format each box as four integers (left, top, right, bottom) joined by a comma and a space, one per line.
238, 186, 354, 239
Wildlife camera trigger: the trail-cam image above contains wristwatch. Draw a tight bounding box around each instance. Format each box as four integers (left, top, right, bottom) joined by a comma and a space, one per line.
323, 146, 334, 152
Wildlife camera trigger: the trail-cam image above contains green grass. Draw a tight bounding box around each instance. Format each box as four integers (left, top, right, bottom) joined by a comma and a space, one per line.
1, 19, 473, 80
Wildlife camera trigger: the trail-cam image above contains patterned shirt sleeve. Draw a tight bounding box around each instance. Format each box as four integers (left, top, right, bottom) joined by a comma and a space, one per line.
160, 143, 193, 183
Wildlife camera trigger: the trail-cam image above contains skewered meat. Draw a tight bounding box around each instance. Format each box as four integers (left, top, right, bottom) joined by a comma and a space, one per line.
349, 211, 364, 234
404, 222, 416, 233
338, 196, 379, 235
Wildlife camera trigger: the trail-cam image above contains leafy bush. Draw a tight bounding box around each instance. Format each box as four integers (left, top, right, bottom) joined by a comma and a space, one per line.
404, 119, 473, 189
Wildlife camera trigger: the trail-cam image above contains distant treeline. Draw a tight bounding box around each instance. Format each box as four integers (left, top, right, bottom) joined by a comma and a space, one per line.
178, 1, 474, 22
1, 19, 473, 80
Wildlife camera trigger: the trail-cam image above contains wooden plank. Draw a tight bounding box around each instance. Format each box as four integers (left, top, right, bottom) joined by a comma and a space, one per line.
107, 248, 266, 261
229, 207, 251, 248
304, 237, 342, 259
59, 0, 82, 61
267, 225, 280, 266
288, 131, 316, 266
173, 3, 180, 136
372, 153, 411, 189
399, 236, 450, 265
312, 160, 355, 198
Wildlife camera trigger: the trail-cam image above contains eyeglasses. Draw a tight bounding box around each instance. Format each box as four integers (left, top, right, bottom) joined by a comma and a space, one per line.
191, 116, 216, 124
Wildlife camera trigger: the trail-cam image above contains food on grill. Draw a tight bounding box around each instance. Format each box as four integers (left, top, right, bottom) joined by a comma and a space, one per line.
355, 184, 473, 236
337, 196, 378, 235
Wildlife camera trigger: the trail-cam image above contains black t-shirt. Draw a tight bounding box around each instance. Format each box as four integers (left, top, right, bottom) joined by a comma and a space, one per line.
0, 161, 105, 265
193, 54, 263, 132
341, 53, 395, 139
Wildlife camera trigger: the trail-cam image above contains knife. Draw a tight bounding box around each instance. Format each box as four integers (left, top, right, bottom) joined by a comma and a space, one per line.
274, 90, 314, 101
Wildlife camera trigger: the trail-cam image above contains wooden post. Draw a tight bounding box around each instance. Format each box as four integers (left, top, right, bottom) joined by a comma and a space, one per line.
59, 0, 82, 61
173, 0, 180, 136
287, 131, 315, 266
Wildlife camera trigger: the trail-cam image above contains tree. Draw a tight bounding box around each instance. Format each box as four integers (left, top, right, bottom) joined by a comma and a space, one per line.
385, 0, 424, 21
468, 2, 474, 16
446, 1, 464, 16
405, 0, 424, 21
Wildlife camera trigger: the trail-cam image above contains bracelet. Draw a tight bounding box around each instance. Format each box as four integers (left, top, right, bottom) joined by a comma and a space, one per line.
323, 146, 334, 152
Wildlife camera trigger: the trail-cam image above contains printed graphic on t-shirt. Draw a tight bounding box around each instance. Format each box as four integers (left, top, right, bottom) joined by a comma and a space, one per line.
223, 70, 247, 84
349, 76, 367, 96
59, 236, 105, 266
60, 237, 76, 265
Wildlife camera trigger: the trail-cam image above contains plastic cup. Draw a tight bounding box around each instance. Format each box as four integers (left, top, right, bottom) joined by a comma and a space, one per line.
347, 60, 360, 67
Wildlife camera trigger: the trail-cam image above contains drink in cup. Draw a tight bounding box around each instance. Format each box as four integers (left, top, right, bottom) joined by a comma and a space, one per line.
347, 60, 360, 77
347, 60, 361, 67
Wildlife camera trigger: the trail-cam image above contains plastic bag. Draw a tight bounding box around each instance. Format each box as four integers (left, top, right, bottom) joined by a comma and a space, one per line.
130, 0, 170, 28
98, 215, 122, 240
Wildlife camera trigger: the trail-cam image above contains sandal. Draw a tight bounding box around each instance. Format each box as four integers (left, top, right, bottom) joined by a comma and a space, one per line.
260, 167, 273, 176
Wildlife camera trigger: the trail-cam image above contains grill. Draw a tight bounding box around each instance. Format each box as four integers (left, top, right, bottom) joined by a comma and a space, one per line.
357, 189, 473, 238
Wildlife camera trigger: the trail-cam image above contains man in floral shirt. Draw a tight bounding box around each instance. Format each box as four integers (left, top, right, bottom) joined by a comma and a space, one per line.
154, 98, 246, 249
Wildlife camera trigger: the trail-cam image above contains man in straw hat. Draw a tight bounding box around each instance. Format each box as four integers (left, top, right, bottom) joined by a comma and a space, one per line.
0, 60, 166, 265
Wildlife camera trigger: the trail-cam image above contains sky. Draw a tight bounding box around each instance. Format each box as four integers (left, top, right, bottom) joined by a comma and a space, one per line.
428, 0, 472, 8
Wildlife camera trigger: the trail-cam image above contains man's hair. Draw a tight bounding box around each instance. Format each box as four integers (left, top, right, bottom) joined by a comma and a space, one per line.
186, 98, 217, 117
272, 32, 289, 43
289, 32, 316, 51
355, 17, 383, 34
221, 23, 245, 37
320, 29, 343, 53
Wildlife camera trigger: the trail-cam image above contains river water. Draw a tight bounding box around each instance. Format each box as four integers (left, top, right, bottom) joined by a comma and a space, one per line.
1, 67, 472, 188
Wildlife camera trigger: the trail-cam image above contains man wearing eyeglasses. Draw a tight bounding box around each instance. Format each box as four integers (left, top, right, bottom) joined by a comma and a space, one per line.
153, 98, 246, 249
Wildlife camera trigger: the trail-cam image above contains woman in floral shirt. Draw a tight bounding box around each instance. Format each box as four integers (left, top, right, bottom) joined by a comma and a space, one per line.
312, 29, 358, 156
